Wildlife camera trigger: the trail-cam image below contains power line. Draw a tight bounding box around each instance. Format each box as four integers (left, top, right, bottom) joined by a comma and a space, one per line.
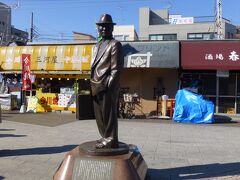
15, 0, 163, 9
21, 0, 159, 4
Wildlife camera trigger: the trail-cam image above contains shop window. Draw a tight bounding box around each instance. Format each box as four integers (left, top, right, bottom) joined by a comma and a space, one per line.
218, 97, 235, 113
201, 74, 216, 95
149, 34, 163, 40
219, 75, 236, 96
236, 98, 240, 114
149, 34, 176, 41
180, 74, 202, 94
236, 74, 240, 96
237, 74, 240, 96
227, 32, 234, 39
36, 78, 76, 94
181, 73, 216, 96
163, 34, 177, 40
113, 35, 130, 41
114, 35, 124, 41
227, 32, 230, 38
203, 33, 211, 39
187, 33, 211, 40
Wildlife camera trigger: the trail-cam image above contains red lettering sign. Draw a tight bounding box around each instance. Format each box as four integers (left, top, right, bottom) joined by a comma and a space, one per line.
22, 54, 32, 90
181, 41, 240, 70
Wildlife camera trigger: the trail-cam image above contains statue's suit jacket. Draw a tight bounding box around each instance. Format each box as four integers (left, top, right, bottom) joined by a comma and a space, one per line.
90, 39, 123, 96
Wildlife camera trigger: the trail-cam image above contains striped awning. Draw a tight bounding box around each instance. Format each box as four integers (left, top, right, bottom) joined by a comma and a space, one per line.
0, 45, 94, 71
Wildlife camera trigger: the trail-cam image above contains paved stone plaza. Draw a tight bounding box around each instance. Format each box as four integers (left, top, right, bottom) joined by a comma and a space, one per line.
1, 113, 240, 180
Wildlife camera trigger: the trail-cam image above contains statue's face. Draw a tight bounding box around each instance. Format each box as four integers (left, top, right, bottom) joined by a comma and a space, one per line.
97, 24, 113, 39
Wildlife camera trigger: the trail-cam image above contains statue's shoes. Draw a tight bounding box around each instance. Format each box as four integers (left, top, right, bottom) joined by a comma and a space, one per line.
95, 141, 106, 149
95, 138, 118, 149
96, 138, 104, 143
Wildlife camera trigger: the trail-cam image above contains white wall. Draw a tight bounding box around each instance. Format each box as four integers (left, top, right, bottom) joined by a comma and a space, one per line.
113, 25, 138, 41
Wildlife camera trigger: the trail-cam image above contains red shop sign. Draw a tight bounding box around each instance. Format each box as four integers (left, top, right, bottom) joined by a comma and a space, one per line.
22, 54, 32, 90
181, 41, 240, 70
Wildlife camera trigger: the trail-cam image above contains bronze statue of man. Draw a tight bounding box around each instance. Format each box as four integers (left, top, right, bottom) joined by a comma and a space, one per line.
90, 14, 123, 149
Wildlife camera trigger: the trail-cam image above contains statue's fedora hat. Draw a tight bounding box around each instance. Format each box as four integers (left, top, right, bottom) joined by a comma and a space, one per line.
96, 14, 116, 25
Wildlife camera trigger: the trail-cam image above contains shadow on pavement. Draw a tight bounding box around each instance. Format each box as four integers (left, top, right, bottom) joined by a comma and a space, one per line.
213, 115, 237, 124
0, 176, 5, 180
0, 129, 15, 131
147, 162, 240, 180
0, 134, 26, 138
2, 112, 77, 127
0, 144, 78, 157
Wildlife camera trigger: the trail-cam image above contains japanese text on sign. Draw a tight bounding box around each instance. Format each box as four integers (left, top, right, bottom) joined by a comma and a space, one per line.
22, 54, 32, 90
205, 50, 240, 61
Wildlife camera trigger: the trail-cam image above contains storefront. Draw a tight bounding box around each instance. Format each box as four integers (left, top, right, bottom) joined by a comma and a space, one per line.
121, 41, 179, 116
181, 40, 240, 114
0, 44, 94, 112
0, 41, 180, 116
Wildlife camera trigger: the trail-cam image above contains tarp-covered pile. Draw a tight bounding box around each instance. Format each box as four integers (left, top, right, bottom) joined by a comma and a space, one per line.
173, 89, 214, 124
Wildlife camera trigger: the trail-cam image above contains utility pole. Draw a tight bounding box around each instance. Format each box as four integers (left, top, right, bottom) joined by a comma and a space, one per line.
30, 12, 33, 42
215, 0, 223, 39
215, 0, 223, 114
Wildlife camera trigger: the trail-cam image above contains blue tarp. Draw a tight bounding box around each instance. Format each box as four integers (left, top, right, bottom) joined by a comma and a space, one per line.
173, 89, 214, 124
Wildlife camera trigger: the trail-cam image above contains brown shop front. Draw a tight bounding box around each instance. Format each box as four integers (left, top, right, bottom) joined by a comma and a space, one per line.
120, 41, 179, 116
181, 40, 240, 114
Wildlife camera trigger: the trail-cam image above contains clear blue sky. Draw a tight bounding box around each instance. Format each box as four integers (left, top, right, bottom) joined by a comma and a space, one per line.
1, 0, 240, 41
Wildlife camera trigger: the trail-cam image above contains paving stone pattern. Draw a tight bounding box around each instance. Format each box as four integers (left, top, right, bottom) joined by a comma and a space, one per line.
0, 113, 240, 180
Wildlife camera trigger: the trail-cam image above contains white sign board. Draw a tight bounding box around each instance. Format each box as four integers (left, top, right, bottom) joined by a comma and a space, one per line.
217, 70, 229, 77
169, 15, 194, 24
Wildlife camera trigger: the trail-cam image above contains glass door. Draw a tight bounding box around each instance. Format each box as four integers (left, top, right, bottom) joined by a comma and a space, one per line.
218, 74, 236, 114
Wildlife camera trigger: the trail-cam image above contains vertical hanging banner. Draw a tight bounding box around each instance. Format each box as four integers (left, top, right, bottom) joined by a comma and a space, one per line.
22, 54, 32, 90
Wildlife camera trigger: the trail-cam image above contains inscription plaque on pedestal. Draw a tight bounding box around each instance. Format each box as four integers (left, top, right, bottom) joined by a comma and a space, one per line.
72, 158, 114, 180
53, 145, 147, 180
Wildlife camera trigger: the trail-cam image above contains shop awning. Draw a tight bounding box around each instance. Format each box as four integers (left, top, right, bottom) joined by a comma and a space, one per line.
122, 41, 179, 68
0, 41, 180, 73
181, 41, 240, 70
0, 45, 94, 71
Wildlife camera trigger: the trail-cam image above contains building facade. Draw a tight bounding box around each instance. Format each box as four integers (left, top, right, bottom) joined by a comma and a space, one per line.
0, 2, 28, 45
236, 26, 240, 39
72, 32, 96, 42
0, 44, 93, 112
113, 25, 138, 41
11, 27, 28, 45
139, 7, 236, 41
0, 2, 11, 45
181, 40, 240, 114
0, 41, 179, 117
121, 41, 179, 116
2, 40, 240, 115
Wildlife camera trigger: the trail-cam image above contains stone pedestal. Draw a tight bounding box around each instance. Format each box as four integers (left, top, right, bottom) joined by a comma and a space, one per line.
53, 142, 147, 180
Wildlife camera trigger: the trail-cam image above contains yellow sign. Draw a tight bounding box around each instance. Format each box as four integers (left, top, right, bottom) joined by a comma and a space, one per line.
27, 96, 38, 113
36, 92, 76, 112
36, 93, 59, 112
0, 45, 94, 71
